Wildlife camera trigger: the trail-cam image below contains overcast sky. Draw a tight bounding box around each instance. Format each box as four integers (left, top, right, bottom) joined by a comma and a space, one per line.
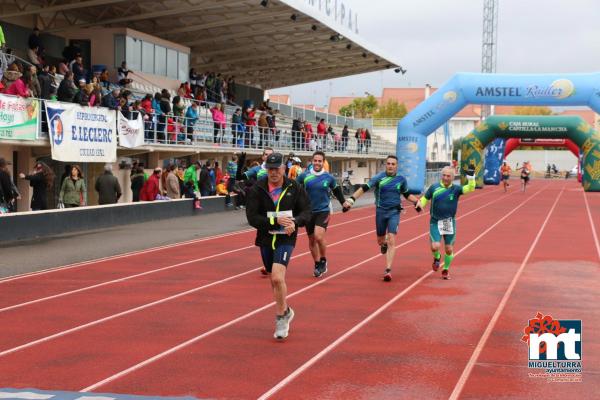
270, 0, 600, 107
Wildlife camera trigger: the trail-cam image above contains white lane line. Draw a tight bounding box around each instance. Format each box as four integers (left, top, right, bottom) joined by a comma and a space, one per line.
1, 209, 441, 356
0, 222, 387, 357
256, 183, 548, 399
0, 205, 376, 284
583, 191, 600, 262
448, 185, 565, 400
0, 211, 377, 313
79, 186, 512, 392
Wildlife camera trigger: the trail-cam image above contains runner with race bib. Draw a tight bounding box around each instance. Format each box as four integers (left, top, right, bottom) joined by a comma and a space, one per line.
418, 166, 476, 280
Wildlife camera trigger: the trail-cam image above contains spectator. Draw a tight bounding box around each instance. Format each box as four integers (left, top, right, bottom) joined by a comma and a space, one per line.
95, 164, 122, 205
317, 118, 326, 149
199, 163, 211, 197
214, 161, 223, 186
101, 87, 120, 110
119, 96, 131, 119
0, 158, 16, 212
58, 164, 86, 208
57, 71, 76, 102
28, 28, 42, 52
99, 68, 110, 89
210, 103, 226, 144
58, 59, 69, 75
89, 83, 102, 107
73, 80, 91, 106
189, 68, 199, 94
27, 46, 41, 67
117, 61, 132, 86
183, 161, 200, 194
267, 108, 278, 143
62, 42, 81, 66
130, 166, 145, 202
165, 164, 180, 199
19, 161, 54, 211
227, 76, 236, 103
71, 55, 86, 83
226, 155, 237, 190
291, 116, 302, 151
303, 119, 313, 150
242, 108, 256, 144
5, 71, 31, 97
37, 64, 52, 99
177, 83, 186, 98
158, 91, 171, 143
231, 108, 243, 146
258, 111, 269, 147
341, 124, 349, 151
140, 168, 161, 201
365, 128, 371, 154
216, 179, 228, 196
185, 101, 199, 143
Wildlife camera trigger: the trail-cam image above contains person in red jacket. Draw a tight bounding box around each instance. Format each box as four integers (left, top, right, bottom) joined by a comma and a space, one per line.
140, 168, 161, 201
316, 118, 326, 150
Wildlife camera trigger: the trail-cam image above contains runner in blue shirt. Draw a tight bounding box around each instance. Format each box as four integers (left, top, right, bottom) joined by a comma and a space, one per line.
297, 151, 347, 278
243, 147, 273, 182
418, 166, 475, 280
345, 155, 421, 281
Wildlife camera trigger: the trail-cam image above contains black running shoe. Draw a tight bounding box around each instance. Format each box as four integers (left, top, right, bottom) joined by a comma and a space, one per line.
380, 243, 388, 254
314, 260, 328, 278
442, 269, 451, 280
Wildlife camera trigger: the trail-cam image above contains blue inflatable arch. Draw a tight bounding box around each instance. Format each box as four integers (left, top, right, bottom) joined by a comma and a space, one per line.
396, 72, 600, 193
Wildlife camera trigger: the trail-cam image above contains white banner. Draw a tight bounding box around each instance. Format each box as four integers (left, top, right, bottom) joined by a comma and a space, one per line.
46, 102, 117, 163
117, 111, 145, 148
0, 94, 39, 140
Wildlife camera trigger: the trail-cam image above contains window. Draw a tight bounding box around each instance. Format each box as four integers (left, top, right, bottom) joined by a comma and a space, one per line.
114, 36, 125, 68
142, 41, 154, 74
155, 45, 166, 76
166, 48, 177, 79
178, 52, 189, 82
125, 36, 142, 71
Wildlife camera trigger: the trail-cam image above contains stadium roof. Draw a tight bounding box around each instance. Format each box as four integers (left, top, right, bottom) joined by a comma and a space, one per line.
3, 0, 403, 89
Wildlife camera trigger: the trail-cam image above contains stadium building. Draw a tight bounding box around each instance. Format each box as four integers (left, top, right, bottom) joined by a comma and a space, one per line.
0, 0, 401, 209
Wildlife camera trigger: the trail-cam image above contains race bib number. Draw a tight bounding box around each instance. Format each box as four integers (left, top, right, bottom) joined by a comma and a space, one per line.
268, 210, 294, 235
438, 218, 454, 235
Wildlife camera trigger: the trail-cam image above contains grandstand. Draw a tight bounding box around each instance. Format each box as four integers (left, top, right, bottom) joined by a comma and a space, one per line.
0, 0, 403, 208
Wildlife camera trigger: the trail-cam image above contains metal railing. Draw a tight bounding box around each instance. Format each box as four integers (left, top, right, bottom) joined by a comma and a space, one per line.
128, 111, 395, 155
19, 93, 394, 155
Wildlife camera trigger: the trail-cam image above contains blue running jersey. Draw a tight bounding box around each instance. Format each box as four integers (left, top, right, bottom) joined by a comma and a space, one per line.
367, 172, 409, 209
297, 171, 338, 213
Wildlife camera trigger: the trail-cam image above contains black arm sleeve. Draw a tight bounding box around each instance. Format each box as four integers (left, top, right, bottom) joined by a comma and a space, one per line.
332, 185, 345, 205
360, 183, 370, 192
402, 192, 412, 200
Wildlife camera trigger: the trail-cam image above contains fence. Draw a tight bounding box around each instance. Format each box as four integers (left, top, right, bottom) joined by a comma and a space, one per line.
3, 93, 394, 156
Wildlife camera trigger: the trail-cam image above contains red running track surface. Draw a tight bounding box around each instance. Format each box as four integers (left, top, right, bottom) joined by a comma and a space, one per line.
0, 180, 597, 399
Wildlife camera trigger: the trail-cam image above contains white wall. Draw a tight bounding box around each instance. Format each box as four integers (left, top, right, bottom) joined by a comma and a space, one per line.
505, 150, 578, 172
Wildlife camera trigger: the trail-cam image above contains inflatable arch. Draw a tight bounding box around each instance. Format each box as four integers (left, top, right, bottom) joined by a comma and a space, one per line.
396, 72, 600, 192
460, 115, 600, 191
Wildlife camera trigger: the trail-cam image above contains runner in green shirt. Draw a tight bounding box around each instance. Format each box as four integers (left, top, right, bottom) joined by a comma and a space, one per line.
418, 166, 475, 280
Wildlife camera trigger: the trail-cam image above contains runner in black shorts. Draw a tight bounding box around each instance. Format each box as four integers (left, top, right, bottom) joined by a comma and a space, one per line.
518, 161, 531, 192
297, 151, 346, 277
246, 153, 311, 339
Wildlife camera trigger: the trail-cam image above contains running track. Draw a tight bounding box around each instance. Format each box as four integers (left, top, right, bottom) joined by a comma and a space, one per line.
0, 180, 597, 399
